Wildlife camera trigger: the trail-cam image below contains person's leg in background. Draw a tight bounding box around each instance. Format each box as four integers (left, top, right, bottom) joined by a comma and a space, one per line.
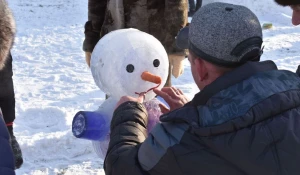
188, 0, 196, 17
0, 53, 23, 169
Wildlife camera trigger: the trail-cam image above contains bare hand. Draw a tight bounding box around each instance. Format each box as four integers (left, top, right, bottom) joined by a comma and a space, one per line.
153, 87, 189, 114
115, 94, 145, 110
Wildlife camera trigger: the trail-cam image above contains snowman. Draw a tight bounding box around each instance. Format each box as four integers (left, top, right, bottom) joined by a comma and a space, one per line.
72, 28, 169, 158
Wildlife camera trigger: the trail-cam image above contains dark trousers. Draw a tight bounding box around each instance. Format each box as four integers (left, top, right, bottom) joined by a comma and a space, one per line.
189, 0, 196, 11
0, 80, 15, 124
0, 53, 15, 124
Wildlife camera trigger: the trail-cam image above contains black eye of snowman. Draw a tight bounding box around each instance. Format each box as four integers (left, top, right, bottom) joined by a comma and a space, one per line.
126, 64, 135, 73
153, 59, 160, 67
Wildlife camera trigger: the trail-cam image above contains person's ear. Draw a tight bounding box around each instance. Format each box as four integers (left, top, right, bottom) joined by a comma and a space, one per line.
194, 59, 208, 81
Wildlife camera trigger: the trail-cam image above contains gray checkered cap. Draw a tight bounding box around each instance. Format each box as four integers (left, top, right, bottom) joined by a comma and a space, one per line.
177, 2, 263, 67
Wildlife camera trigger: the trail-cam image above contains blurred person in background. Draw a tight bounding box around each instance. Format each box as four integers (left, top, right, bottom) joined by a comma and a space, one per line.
83, 0, 189, 88
275, 0, 300, 25
0, 0, 23, 170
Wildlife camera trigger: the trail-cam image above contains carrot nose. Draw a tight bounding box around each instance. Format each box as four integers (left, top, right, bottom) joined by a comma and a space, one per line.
141, 71, 162, 84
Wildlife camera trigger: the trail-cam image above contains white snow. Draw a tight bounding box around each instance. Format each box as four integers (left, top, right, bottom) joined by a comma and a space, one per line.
5, 0, 299, 174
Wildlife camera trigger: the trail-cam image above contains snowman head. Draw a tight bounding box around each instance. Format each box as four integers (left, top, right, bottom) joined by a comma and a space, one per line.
91, 29, 169, 101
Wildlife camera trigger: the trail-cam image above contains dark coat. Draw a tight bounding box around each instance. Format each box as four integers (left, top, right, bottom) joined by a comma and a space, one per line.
0, 0, 15, 70
83, 0, 188, 55
0, 52, 13, 80
0, 114, 15, 175
274, 0, 300, 6
0, 1, 16, 126
104, 60, 300, 175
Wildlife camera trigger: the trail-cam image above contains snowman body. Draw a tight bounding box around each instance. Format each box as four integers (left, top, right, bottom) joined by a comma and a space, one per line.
90, 97, 118, 159
91, 96, 162, 158
90, 28, 169, 158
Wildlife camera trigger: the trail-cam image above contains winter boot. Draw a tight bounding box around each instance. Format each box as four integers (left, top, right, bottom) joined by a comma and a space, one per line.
7, 125, 23, 169
188, 0, 196, 17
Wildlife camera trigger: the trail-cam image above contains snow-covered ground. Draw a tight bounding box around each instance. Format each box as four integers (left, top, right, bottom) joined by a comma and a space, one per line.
6, 0, 299, 174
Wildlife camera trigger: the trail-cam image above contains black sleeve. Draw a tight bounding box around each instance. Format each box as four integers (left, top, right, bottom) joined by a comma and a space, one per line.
104, 101, 149, 175
104, 101, 189, 175
83, 0, 107, 52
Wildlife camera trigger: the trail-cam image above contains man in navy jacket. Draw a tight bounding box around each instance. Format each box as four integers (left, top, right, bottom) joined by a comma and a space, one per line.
104, 3, 300, 175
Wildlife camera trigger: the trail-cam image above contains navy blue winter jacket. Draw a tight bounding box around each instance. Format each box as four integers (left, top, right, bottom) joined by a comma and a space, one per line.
0, 114, 15, 175
104, 61, 300, 175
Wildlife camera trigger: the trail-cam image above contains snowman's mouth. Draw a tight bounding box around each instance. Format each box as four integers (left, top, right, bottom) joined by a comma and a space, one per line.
135, 83, 161, 96
135, 71, 162, 96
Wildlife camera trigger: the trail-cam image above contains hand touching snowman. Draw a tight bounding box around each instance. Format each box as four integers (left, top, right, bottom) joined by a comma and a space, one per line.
115, 87, 189, 114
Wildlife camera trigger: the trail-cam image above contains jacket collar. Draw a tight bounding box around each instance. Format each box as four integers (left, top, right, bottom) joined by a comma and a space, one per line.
160, 61, 278, 127
191, 61, 278, 106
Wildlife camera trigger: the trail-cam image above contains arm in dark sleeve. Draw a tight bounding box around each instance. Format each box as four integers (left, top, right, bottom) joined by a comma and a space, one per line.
83, 0, 107, 52
104, 101, 149, 175
104, 101, 189, 175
